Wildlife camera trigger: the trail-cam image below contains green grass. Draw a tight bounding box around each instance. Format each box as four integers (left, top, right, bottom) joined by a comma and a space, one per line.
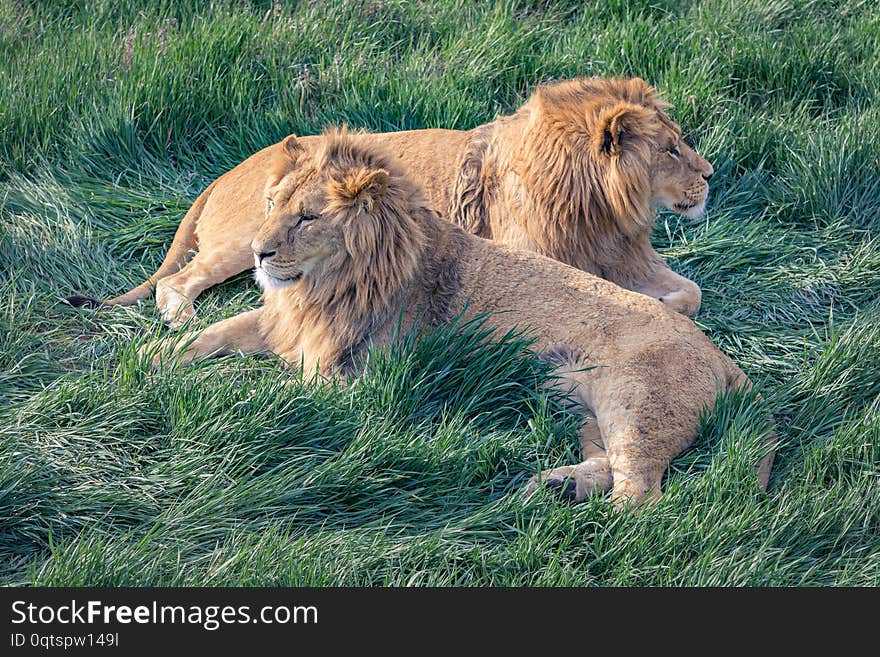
1, 0, 879, 586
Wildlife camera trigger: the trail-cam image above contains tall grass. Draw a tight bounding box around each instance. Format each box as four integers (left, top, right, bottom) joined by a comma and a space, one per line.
1, 0, 878, 585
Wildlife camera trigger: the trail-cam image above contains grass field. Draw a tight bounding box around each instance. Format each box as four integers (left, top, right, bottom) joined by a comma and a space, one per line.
2, 0, 879, 586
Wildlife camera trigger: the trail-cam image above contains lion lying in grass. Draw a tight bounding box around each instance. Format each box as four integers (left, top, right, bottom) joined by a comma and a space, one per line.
69, 77, 713, 325
145, 129, 772, 506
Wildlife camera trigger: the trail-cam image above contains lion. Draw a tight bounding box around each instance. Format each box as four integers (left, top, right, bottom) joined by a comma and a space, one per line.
67, 77, 713, 325
142, 129, 773, 506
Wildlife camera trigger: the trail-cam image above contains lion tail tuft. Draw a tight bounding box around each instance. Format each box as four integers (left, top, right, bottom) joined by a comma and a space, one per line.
64, 295, 103, 309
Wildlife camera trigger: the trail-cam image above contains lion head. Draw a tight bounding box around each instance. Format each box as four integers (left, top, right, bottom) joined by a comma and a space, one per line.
646, 104, 715, 220
458, 77, 714, 284
253, 129, 429, 316
522, 77, 714, 223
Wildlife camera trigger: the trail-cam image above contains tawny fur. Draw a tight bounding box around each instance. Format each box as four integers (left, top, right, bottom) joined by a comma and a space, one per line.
146, 129, 773, 507
69, 77, 712, 325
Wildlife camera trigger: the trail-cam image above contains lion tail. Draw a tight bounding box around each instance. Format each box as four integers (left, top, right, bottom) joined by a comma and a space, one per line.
65, 181, 215, 309
726, 366, 777, 491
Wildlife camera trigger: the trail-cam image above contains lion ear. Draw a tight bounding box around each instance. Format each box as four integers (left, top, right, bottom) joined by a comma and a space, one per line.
334, 168, 390, 209
281, 134, 304, 160
595, 103, 655, 157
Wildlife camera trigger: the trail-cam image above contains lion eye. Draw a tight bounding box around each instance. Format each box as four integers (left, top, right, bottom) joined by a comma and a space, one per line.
266, 197, 275, 213
667, 145, 680, 157
298, 214, 318, 227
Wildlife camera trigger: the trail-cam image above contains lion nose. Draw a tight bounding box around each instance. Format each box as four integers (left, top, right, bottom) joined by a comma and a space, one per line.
702, 162, 715, 182
256, 250, 276, 265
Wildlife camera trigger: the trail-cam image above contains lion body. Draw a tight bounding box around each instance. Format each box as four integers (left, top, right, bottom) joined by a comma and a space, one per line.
73, 78, 712, 325
153, 130, 773, 505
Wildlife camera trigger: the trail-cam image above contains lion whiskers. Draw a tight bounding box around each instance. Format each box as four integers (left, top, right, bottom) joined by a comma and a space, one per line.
254, 254, 330, 291
254, 267, 298, 291
683, 198, 707, 220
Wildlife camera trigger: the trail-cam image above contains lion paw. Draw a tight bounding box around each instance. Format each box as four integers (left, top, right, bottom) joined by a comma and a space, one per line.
156, 284, 196, 329
162, 303, 196, 330
525, 469, 579, 501
137, 338, 194, 371
525, 460, 613, 503
657, 289, 700, 317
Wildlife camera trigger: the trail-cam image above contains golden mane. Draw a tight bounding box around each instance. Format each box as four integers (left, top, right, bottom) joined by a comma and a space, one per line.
450, 77, 673, 286
259, 128, 461, 373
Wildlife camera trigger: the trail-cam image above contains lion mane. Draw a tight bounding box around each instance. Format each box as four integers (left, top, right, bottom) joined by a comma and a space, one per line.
257, 133, 460, 375
451, 77, 679, 287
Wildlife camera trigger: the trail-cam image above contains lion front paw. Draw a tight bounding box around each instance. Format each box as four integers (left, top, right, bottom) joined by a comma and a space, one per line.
137, 337, 195, 371
161, 302, 196, 330
525, 459, 613, 503
156, 284, 196, 329
658, 289, 701, 317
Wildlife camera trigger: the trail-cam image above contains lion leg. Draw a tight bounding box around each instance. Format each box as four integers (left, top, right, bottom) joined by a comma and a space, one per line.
155, 247, 253, 328
595, 381, 700, 507
526, 357, 614, 502
578, 410, 604, 458
144, 308, 267, 368
526, 456, 613, 502
633, 262, 702, 317
592, 356, 713, 507
603, 430, 667, 507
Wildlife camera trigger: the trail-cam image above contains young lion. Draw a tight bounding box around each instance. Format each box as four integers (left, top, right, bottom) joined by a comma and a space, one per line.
147, 129, 773, 506
70, 77, 713, 326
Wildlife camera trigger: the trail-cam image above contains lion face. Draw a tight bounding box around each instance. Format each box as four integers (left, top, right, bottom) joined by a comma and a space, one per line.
648, 122, 714, 220
252, 175, 347, 291
523, 77, 716, 240
252, 134, 400, 292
